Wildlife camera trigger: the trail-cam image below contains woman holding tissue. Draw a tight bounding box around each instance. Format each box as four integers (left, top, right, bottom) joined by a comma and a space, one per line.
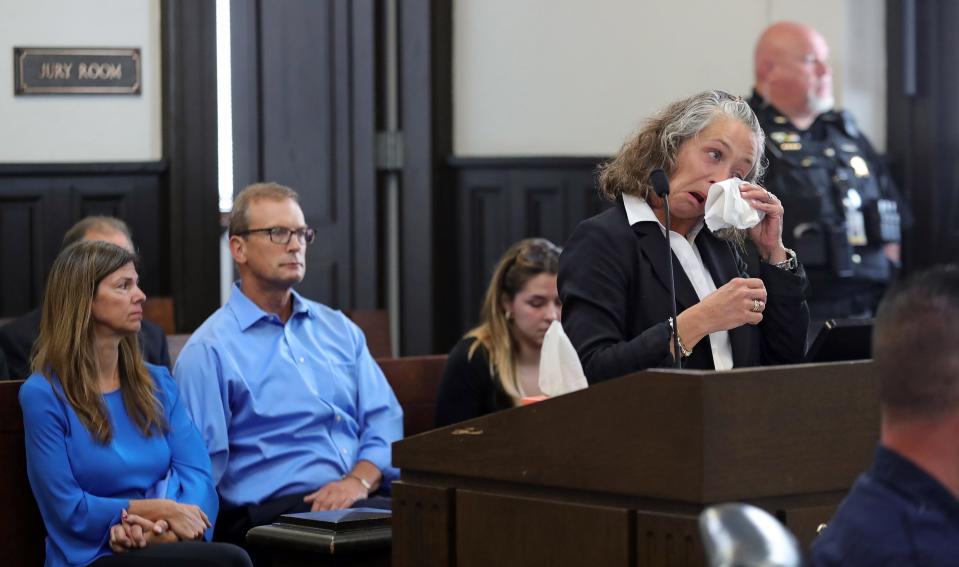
435, 238, 562, 426
19, 241, 251, 566
560, 90, 809, 383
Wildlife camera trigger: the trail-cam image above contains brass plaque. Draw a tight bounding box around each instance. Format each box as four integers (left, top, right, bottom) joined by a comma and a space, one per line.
14, 47, 141, 95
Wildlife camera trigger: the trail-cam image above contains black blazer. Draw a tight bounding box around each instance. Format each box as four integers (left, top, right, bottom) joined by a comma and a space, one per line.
559, 199, 809, 383
0, 308, 171, 381
434, 337, 514, 427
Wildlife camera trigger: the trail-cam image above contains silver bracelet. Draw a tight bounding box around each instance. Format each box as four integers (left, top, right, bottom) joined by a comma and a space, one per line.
667, 317, 693, 358
344, 473, 372, 492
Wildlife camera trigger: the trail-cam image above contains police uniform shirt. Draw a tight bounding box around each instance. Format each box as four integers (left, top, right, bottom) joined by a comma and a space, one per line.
748, 92, 911, 297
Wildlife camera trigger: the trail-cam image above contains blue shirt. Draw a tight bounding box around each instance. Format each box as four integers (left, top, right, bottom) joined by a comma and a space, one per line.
810, 444, 959, 566
19, 364, 217, 567
174, 283, 403, 508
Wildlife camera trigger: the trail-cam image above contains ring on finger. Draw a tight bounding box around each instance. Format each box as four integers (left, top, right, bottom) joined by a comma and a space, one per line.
751, 299, 765, 313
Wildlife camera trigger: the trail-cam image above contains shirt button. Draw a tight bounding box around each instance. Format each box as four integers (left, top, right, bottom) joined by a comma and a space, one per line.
341, 448, 348, 455
298, 356, 305, 364
335, 415, 342, 422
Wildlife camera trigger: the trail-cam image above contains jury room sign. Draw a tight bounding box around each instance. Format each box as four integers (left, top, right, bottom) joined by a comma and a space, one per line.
14, 47, 141, 94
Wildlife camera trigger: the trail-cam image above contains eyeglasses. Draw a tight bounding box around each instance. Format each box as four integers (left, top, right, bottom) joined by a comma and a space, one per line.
235, 226, 316, 245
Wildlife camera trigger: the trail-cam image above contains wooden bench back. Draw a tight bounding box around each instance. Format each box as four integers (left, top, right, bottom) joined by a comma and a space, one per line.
0, 380, 45, 566
377, 355, 446, 437
143, 296, 176, 335
344, 309, 394, 359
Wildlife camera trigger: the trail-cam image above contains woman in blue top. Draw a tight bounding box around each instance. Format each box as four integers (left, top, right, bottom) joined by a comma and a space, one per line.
19, 241, 251, 567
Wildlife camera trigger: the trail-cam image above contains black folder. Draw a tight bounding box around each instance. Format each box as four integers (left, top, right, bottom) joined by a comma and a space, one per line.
805, 318, 873, 363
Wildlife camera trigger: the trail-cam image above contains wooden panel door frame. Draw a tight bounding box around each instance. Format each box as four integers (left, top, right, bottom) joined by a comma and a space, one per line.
161, 0, 221, 332
230, 0, 379, 312
399, 0, 452, 354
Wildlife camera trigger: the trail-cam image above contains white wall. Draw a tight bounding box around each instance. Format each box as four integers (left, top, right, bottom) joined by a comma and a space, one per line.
453, 0, 887, 156
0, 0, 162, 163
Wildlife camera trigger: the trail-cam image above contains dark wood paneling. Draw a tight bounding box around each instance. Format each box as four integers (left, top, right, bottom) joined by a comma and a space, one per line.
232, 0, 378, 313
887, 0, 959, 269
456, 490, 634, 567
392, 482, 454, 567
441, 157, 607, 351
394, 361, 876, 502
349, 0, 378, 308
162, 0, 220, 332
0, 192, 45, 314
400, 0, 453, 356
0, 380, 45, 567
636, 512, 703, 567
0, 163, 166, 318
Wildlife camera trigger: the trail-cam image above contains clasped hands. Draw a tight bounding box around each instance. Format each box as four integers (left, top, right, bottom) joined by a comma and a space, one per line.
109, 501, 210, 553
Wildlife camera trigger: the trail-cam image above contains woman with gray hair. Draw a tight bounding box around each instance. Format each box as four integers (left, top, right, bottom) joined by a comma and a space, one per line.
559, 90, 809, 383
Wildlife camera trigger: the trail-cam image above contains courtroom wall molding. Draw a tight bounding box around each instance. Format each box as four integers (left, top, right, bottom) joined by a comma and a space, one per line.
886, 0, 959, 270
0, 161, 168, 318
162, 0, 220, 333
436, 155, 608, 351
0, 162, 167, 176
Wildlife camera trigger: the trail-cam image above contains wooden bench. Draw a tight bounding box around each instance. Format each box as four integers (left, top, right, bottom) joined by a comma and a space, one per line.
377, 355, 446, 436
0, 380, 45, 566
144, 296, 176, 336
345, 309, 393, 359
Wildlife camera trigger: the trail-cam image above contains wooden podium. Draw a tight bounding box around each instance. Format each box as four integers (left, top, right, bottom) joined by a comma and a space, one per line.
391, 361, 878, 567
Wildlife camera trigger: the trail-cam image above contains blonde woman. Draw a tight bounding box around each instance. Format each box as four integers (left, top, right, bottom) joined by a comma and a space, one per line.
19, 241, 250, 567
435, 238, 562, 426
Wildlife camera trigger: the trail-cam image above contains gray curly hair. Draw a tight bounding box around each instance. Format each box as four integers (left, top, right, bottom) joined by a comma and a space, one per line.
598, 90, 766, 201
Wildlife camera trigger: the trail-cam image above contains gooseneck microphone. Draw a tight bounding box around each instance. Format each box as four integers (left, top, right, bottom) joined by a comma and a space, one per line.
650, 169, 682, 368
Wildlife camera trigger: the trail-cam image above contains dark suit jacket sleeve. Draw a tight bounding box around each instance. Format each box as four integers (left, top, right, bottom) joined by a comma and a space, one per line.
0, 325, 27, 380
756, 258, 810, 365
559, 216, 674, 384
0, 309, 41, 381
139, 320, 171, 370
434, 338, 505, 427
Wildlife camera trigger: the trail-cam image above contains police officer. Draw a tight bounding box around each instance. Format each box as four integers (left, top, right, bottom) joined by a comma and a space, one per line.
749, 21, 910, 328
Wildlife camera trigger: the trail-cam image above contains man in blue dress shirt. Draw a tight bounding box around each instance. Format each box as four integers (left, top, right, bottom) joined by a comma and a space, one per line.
809, 265, 959, 566
174, 182, 403, 548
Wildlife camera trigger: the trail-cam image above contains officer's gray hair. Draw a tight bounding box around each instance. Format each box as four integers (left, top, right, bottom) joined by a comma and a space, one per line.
598, 90, 767, 201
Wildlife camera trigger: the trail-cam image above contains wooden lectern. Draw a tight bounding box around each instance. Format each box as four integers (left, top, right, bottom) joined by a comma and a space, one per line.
391, 361, 878, 567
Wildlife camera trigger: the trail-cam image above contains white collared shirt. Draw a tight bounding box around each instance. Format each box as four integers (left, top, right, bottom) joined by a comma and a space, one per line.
623, 194, 734, 370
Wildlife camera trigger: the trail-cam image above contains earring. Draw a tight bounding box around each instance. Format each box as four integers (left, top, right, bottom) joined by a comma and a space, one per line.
505, 310, 512, 320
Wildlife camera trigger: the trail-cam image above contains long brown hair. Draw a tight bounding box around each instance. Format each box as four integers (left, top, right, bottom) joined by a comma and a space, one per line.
466, 238, 561, 401
32, 241, 165, 444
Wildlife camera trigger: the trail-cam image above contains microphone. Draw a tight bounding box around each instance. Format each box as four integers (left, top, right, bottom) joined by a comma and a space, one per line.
650, 169, 670, 198
649, 169, 682, 368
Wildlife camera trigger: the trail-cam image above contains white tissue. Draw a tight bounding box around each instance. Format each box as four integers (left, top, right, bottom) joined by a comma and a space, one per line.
704, 178, 765, 231
538, 321, 589, 397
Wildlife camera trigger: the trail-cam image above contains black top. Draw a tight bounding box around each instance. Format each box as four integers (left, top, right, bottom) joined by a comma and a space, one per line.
748, 91, 912, 311
559, 199, 809, 383
0, 308, 171, 381
434, 337, 514, 427
810, 445, 959, 566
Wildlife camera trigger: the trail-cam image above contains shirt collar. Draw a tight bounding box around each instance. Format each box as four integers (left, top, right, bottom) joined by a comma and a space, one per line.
227, 281, 314, 331
622, 193, 704, 242
872, 444, 959, 523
